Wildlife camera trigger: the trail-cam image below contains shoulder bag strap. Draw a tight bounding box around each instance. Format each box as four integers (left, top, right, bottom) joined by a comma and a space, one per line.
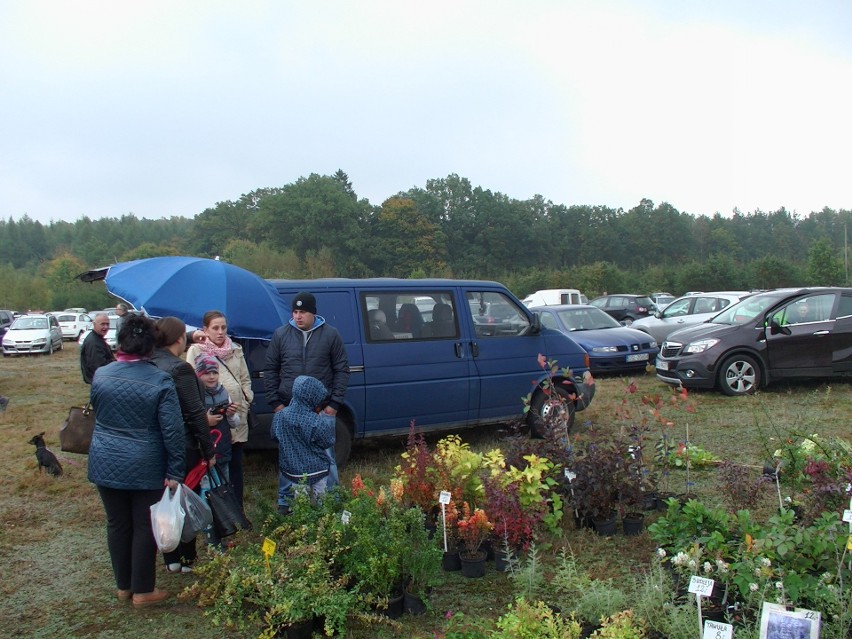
215, 356, 250, 402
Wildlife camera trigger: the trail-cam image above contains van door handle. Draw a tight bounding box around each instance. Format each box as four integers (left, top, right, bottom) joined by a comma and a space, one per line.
454, 342, 463, 358
470, 342, 479, 357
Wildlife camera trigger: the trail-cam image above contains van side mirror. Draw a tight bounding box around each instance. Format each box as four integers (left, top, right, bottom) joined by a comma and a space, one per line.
530, 313, 541, 334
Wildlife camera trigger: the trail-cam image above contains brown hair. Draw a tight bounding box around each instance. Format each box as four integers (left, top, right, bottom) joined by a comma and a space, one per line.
202, 310, 226, 328
154, 316, 186, 348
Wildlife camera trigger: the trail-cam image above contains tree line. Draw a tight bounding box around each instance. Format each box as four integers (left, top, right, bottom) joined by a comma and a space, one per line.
0, 170, 848, 312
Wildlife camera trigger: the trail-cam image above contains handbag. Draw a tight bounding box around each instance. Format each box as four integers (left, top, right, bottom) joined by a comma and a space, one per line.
59, 403, 95, 454
205, 467, 251, 538
214, 356, 258, 430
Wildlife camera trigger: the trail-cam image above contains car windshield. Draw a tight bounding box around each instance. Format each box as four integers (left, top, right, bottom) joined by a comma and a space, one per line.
12, 318, 48, 330
635, 296, 654, 307
556, 307, 621, 330
711, 293, 786, 326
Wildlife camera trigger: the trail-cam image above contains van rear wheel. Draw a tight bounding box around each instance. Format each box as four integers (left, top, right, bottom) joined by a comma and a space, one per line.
527, 385, 576, 438
334, 417, 353, 467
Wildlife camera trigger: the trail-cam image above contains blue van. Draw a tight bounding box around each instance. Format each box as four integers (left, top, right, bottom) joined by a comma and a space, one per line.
243, 278, 595, 464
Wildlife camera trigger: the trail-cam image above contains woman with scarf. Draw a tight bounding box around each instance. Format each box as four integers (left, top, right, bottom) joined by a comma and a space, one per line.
186, 310, 253, 507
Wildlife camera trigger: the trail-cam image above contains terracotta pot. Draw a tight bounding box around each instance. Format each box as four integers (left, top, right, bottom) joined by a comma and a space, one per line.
459, 550, 487, 578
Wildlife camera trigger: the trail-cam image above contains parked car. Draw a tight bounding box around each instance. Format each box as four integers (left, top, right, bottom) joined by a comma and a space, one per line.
588, 294, 655, 325
77, 316, 119, 351
56, 312, 94, 341
650, 292, 675, 309
632, 292, 752, 344
2, 314, 64, 356
533, 304, 658, 374
0, 309, 15, 338
655, 287, 852, 396
63, 307, 88, 314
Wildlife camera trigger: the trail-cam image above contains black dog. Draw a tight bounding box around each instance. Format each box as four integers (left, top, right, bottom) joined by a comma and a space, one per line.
29, 432, 63, 477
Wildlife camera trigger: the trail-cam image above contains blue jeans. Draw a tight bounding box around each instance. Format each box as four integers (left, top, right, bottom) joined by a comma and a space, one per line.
278, 448, 338, 506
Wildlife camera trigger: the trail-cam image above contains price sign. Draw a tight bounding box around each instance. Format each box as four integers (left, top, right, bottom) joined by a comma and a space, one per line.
703, 620, 732, 639
564, 469, 576, 482
261, 537, 276, 558
439, 490, 452, 505
842, 509, 852, 523
341, 510, 352, 525
688, 576, 715, 597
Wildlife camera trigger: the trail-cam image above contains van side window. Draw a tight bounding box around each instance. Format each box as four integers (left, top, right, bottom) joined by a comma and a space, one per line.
466, 291, 530, 337
361, 292, 456, 341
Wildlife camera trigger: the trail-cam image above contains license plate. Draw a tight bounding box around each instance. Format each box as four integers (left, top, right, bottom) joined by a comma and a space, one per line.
656, 358, 669, 370
626, 353, 649, 363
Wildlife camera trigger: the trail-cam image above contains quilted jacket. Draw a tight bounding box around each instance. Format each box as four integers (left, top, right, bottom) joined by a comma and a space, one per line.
271, 375, 335, 484
263, 316, 350, 411
88, 360, 185, 490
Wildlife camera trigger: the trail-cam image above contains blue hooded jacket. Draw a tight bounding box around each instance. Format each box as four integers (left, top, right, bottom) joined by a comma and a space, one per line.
271, 375, 336, 484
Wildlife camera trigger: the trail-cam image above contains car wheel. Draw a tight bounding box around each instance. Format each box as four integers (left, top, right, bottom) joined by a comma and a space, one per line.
58, 339, 64, 351
527, 384, 576, 438
47, 340, 54, 355
334, 416, 353, 467
621, 316, 635, 326
718, 354, 760, 396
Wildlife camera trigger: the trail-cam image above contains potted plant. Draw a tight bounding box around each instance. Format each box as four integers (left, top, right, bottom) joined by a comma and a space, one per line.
456, 503, 493, 578
494, 597, 582, 639
398, 506, 442, 614
394, 421, 440, 523
570, 435, 624, 535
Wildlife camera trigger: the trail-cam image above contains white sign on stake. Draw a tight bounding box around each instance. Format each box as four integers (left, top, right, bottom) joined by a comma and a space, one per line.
564, 469, 576, 482
842, 509, 852, 524
439, 490, 452, 505
341, 510, 351, 525
688, 576, 715, 598
703, 619, 733, 639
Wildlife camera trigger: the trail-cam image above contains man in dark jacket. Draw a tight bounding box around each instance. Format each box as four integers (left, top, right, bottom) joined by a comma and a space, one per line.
263, 292, 349, 514
81, 313, 115, 384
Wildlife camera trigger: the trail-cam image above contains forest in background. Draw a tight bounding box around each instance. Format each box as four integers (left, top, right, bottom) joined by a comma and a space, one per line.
0, 170, 848, 312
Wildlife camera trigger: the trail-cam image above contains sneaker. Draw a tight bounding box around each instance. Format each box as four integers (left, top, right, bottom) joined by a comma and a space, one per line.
166, 563, 192, 574
277, 504, 290, 516
132, 588, 169, 608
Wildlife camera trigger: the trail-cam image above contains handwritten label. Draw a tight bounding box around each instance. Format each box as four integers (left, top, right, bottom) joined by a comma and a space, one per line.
703, 620, 732, 639
842, 509, 852, 523
261, 538, 276, 558
564, 469, 576, 482
439, 490, 452, 505
341, 510, 351, 525
689, 575, 715, 597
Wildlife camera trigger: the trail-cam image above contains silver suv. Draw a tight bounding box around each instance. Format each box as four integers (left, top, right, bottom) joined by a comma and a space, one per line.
632, 292, 752, 344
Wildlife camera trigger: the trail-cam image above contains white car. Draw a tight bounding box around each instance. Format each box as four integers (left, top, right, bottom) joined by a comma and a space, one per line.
77, 316, 119, 351
632, 291, 752, 344
2, 314, 64, 356
56, 312, 93, 341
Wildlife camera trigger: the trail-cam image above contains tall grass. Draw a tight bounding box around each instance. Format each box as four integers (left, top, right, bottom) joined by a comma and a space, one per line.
1, 349, 849, 637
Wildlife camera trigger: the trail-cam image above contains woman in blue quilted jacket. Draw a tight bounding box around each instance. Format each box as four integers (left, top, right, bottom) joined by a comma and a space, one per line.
88, 314, 185, 608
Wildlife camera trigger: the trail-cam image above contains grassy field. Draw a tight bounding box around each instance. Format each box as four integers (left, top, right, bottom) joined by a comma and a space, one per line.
1, 347, 850, 638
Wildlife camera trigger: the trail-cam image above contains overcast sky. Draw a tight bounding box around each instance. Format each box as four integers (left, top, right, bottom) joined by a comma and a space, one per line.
1, 1, 850, 224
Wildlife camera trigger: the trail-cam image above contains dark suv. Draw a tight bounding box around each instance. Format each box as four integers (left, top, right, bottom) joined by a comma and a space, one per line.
0, 310, 14, 338
588, 294, 654, 326
656, 287, 852, 396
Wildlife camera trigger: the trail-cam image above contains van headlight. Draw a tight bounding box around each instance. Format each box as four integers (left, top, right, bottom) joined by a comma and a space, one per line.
684, 338, 719, 354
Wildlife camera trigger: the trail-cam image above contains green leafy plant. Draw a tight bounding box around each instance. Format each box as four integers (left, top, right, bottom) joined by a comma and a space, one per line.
399, 506, 443, 601
494, 597, 582, 639
590, 610, 646, 639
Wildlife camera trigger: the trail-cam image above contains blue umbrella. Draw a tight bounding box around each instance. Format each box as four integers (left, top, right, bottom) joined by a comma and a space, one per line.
97, 256, 290, 339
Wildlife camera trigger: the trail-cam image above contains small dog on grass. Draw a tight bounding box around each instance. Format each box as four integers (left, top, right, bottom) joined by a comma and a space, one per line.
29, 432, 63, 477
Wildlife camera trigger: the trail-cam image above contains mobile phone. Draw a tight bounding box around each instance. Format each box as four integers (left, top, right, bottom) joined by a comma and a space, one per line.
209, 401, 230, 416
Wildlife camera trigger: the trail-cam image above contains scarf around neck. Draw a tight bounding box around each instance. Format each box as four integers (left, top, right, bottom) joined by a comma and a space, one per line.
199, 336, 235, 360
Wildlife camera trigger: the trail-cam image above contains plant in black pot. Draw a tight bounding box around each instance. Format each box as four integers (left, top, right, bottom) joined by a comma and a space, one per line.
570, 434, 624, 536
456, 503, 494, 578
399, 506, 442, 614
617, 425, 657, 536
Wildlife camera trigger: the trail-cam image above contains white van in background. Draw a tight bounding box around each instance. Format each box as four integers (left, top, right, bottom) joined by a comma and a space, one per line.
522, 288, 585, 307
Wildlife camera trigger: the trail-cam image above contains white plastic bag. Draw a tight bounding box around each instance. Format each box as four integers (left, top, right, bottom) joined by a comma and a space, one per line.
150, 485, 185, 552
180, 484, 213, 543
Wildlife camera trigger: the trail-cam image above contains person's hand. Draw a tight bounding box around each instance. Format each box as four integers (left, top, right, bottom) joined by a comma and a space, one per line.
225, 402, 238, 416
206, 456, 217, 468
322, 406, 337, 417
164, 478, 179, 490
207, 411, 223, 426
273, 404, 285, 413
191, 330, 207, 344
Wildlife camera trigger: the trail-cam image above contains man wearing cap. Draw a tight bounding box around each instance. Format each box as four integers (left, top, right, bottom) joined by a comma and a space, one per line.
263, 292, 349, 514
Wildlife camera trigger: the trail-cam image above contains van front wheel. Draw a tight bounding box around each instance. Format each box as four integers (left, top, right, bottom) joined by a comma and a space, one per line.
334, 417, 353, 467
527, 385, 576, 438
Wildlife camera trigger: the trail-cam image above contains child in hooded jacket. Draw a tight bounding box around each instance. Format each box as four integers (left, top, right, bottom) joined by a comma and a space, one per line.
195, 356, 237, 483
271, 375, 336, 501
